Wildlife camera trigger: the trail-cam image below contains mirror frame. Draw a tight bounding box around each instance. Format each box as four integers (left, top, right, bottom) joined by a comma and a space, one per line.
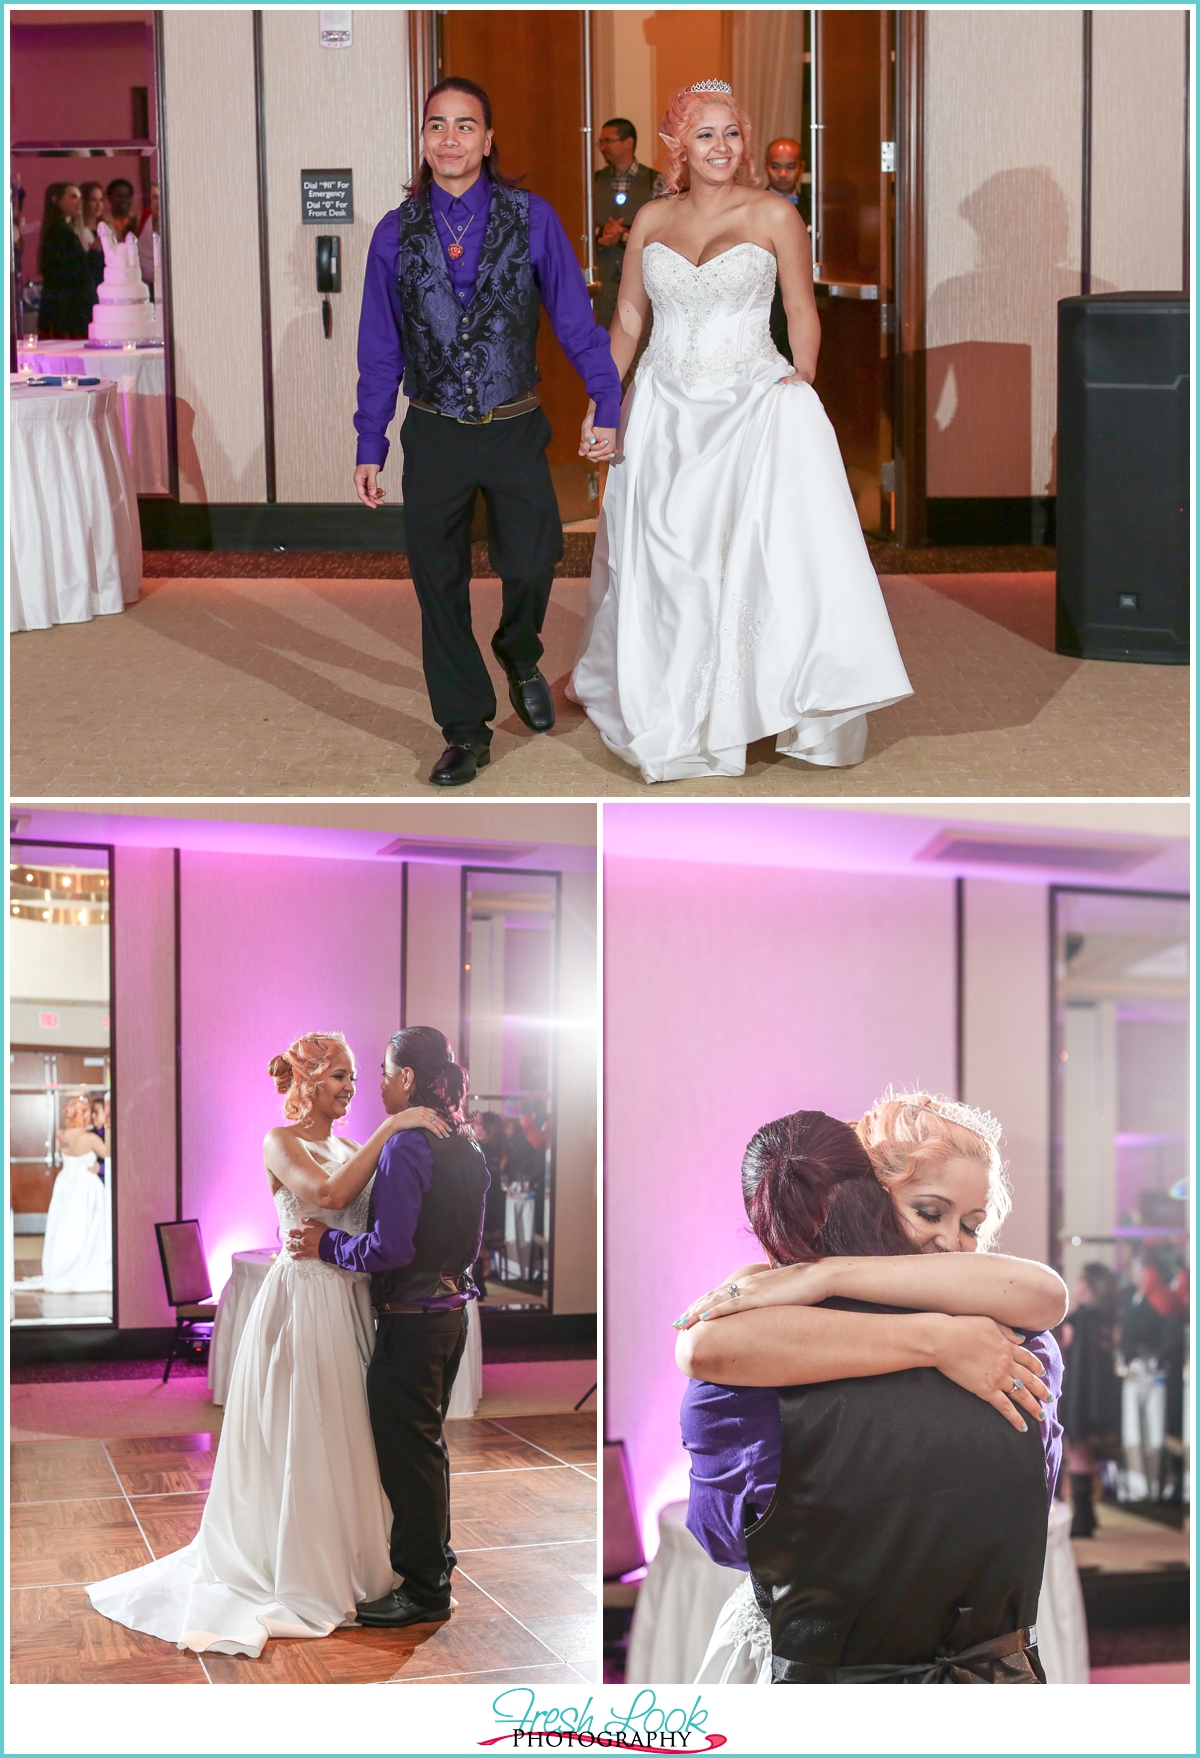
459, 864, 563, 1315
9, 837, 118, 1332
1048, 881, 1190, 1279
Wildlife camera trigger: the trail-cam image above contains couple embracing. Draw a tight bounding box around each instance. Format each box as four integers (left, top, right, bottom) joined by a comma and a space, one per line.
88, 1028, 487, 1656
674, 1091, 1068, 1685
355, 75, 910, 789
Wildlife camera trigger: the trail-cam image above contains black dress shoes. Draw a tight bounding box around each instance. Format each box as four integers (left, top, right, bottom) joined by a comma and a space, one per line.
428, 743, 491, 788
355, 1587, 451, 1628
505, 666, 555, 733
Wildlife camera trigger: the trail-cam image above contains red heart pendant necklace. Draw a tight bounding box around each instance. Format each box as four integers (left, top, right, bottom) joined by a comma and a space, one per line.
439, 208, 477, 262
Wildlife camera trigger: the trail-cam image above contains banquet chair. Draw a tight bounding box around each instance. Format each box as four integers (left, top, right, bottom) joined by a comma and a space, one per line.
155, 1220, 218, 1383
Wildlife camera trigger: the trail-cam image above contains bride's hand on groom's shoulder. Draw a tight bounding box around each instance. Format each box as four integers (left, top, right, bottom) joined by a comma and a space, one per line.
672, 1260, 778, 1331
389, 1106, 451, 1138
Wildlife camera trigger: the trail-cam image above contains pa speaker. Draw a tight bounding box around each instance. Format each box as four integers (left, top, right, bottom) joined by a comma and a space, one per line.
1056, 292, 1189, 663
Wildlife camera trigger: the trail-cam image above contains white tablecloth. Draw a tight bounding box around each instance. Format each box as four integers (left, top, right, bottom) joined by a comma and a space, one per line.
207, 1247, 483, 1418
9, 379, 142, 632
626, 1495, 1091, 1685
18, 344, 168, 494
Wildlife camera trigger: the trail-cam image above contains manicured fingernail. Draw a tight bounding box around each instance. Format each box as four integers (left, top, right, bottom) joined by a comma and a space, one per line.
1035, 1410, 1045, 1420
699, 1311, 710, 1320
1020, 1420, 1028, 1431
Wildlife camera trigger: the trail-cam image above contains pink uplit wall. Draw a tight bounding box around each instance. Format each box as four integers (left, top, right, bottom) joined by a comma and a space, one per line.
604, 855, 956, 1557
179, 852, 403, 1299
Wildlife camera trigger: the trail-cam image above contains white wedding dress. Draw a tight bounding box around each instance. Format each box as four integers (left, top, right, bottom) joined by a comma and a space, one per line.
21, 1153, 111, 1292
88, 1154, 396, 1657
570, 241, 913, 782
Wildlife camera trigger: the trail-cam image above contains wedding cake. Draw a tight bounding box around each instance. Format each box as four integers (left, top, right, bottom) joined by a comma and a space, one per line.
88, 222, 159, 344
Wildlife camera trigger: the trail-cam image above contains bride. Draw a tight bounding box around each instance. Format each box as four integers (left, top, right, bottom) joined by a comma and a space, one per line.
22, 1096, 110, 1293
87, 1031, 449, 1658
570, 81, 912, 784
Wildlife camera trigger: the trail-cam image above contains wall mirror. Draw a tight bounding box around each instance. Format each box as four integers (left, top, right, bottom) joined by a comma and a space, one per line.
9, 841, 114, 1328
10, 9, 171, 495
460, 867, 561, 1313
1052, 885, 1190, 1505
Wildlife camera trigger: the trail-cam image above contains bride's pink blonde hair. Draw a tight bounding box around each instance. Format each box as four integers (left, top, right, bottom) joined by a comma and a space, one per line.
61, 1094, 94, 1129
268, 1031, 350, 1125
854, 1089, 1012, 1251
658, 86, 760, 197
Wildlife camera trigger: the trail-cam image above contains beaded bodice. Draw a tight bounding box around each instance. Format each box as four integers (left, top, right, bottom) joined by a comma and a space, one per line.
641, 241, 784, 391
273, 1138, 373, 1280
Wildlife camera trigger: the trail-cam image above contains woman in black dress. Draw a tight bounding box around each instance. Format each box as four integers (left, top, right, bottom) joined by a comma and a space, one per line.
1059, 1263, 1122, 1535
37, 183, 95, 339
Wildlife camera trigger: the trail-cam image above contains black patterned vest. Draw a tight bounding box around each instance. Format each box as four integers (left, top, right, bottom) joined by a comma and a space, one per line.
369, 1128, 489, 1309
396, 182, 541, 420
745, 1298, 1049, 1683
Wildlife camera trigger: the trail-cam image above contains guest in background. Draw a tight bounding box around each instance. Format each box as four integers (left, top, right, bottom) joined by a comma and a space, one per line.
1057, 1263, 1122, 1537
475, 1110, 509, 1278
763, 139, 807, 363
104, 177, 139, 243
1160, 1263, 1189, 1503
37, 183, 94, 338
77, 182, 107, 299
594, 119, 658, 332
138, 181, 159, 298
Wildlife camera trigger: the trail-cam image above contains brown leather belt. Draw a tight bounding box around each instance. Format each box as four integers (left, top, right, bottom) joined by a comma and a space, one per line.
408, 390, 540, 426
375, 1299, 463, 1315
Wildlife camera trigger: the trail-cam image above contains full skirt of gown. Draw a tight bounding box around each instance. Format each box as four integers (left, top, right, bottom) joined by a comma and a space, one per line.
20, 1153, 111, 1292
87, 1183, 395, 1656
570, 241, 913, 783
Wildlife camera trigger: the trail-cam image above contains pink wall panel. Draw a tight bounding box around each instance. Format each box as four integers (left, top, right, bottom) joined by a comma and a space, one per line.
603, 855, 956, 1554
179, 852, 403, 1297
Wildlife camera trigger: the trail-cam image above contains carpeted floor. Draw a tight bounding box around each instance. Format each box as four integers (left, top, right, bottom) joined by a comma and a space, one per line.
11, 569, 1187, 797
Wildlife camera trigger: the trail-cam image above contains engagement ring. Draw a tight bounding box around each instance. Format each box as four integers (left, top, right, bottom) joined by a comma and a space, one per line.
726, 1282, 740, 1298
1012, 1378, 1023, 1392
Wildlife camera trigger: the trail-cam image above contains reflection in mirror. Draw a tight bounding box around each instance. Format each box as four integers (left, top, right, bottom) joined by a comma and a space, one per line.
462, 869, 560, 1313
1054, 887, 1190, 1508
10, 10, 170, 494
9, 844, 113, 1326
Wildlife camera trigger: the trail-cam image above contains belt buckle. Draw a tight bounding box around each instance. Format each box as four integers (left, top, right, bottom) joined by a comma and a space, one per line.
457, 408, 493, 425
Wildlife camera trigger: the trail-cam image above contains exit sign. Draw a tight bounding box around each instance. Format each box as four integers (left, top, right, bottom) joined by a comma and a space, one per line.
38, 1011, 59, 1029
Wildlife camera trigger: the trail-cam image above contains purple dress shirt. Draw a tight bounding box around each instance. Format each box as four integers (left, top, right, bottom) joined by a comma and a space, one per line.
355, 173, 622, 466
316, 1129, 488, 1309
682, 1327, 1065, 1571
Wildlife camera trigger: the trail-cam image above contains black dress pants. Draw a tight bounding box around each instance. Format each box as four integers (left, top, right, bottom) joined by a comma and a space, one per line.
400, 404, 563, 746
367, 1307, 468, 1608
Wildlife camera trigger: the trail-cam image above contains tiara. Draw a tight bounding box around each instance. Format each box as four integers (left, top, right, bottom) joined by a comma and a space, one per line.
908, 1098, 1002, 1150
690, 79, 733, 95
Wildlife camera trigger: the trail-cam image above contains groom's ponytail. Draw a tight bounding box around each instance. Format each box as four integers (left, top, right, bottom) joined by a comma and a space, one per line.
741, 1110, 915, 1265
388, 1026, 469, 1131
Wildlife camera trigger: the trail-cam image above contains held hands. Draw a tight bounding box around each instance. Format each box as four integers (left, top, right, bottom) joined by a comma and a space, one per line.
579, 400, 617, 462
597, 217, 629, 248
389, 1106, 452, 1139
287, 1218, 329, 1259
354, 464, 386, 510
930, 1315, 1052, 1434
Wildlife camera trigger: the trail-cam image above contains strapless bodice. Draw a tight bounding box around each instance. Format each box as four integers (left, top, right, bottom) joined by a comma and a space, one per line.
641, 241, 784, 391
59, 1153, 98, 1174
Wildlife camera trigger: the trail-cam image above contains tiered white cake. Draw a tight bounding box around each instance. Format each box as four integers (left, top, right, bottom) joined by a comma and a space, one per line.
89, 221, 159, 344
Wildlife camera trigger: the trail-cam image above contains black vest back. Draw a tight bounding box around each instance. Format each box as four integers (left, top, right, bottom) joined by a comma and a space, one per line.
396, 183, 541, 420
370, 1129, 489, 1308
745, 1299, 1048, 1682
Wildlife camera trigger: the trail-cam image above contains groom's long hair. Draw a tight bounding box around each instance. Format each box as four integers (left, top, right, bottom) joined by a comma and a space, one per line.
389, 1026, 470, 1133
741, 1110, 919, 1266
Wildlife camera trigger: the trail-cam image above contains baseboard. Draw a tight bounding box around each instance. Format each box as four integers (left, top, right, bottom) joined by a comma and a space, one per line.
10, 1325, 175, 1364
927, 496, 1057, 547
477, 1310, 596, 1350
1080, 1568, 1190, 1628
138, 500, 409, 552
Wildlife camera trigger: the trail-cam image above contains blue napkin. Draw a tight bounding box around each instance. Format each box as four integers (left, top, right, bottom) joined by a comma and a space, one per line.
22, 375, 102, 387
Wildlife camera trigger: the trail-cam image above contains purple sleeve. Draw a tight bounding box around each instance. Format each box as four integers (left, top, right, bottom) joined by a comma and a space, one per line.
680, 1379, 782, 1572
529, 194, 622, 430
318, 1130, 433, 1273
1022, 1329, 1065, 1513
354, 209, 404, 468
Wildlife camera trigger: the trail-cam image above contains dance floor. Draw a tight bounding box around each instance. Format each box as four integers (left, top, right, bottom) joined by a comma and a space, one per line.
10, 1411, 598, 1685
10, 570, 1187, 798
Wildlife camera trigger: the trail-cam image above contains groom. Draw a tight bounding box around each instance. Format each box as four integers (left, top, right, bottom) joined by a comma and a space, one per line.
354, 75, 622, 787
289, 1039, 489, 1628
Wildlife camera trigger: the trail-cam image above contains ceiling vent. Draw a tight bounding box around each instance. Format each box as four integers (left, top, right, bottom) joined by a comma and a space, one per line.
916, 831, 1162, 874
377, 837, 537, 863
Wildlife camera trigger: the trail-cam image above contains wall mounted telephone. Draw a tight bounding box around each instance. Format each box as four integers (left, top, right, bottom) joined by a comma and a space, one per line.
316, 235, 341, 339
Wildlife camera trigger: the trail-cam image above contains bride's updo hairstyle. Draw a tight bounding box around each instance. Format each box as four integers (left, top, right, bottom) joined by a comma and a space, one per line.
741, 1110, 917, 1266
387, 1026, 470, 1133
267, 1031, 350, 1126
855, 1089, 1011, 1251
658, 83, 760, 198
61, 1094, 94, 1130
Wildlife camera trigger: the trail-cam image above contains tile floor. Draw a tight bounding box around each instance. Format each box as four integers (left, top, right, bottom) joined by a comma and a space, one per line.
10, 1413, 597, 1685
10, 573, 1188, 797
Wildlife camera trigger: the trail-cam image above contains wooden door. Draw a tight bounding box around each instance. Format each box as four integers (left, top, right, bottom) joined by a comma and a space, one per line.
811, 10, 894, 534
441, 10, 590, 487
